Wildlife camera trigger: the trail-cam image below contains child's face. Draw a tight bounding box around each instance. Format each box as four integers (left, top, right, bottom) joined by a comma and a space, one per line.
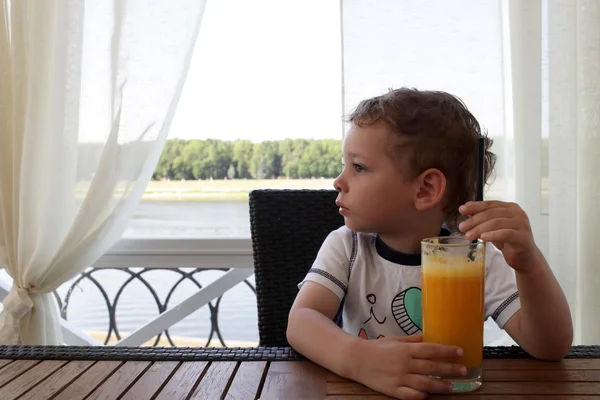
334, 123, 418, 234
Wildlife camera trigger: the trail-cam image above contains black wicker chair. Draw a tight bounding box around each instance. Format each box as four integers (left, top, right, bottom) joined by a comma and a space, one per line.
249, 189, 344, 347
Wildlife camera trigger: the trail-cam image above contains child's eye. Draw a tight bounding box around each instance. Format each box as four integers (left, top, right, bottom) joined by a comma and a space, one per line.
353, 163, 366, 173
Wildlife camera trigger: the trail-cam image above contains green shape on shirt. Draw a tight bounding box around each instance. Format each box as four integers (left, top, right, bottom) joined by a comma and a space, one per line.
404, 287, 423, 330
392, 287, 423, 334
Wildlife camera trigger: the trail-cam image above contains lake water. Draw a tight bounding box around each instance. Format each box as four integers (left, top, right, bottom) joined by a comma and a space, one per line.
123, 200, 252, 239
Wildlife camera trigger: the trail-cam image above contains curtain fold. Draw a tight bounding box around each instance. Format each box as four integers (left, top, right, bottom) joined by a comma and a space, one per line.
546, 0, 600, 344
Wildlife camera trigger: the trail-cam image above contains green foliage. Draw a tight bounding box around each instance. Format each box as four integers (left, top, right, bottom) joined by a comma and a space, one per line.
152, 138, 343, 180
232, 140, 254, 179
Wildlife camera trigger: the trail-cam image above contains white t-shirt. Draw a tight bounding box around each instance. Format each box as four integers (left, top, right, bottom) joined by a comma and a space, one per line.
300, 226, 521, 341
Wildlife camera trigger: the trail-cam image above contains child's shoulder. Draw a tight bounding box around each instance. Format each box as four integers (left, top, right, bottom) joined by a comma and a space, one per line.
328, 225, 376, 243
324, 226, 376, 251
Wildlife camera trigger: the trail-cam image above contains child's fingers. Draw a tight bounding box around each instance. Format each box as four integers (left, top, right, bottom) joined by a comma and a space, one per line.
388, 334, 423, 343
459, 207, 513, 232
479, 229, 520, 244
464, 218, 516, 241
459, 200, 510, 216
409, 359, 467, 379
410, 342, 463, 360
406, 374, 454, 394
392, 386, 428, 400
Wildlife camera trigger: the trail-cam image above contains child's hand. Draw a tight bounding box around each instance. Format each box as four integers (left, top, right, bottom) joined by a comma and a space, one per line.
458, 201, 541, 271
353, 334, 466, 399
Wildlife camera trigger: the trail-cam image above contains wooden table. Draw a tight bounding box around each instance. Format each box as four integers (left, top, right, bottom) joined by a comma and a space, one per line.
0, 346, 599, 399
1, 357, 599, 399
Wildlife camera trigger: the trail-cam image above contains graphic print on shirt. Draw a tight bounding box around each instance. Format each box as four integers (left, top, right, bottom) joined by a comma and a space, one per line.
363, 293, 386, 324
391, 287, 422, 335
358, 294, 386, 340
358, 328, 385, 340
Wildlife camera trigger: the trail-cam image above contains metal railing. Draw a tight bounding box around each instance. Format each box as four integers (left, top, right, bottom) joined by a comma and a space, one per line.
1, 238, 257, 347
53, 266, 256, 347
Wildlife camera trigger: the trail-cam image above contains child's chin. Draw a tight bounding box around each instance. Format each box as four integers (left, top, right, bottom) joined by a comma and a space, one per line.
343, 219, 369, 233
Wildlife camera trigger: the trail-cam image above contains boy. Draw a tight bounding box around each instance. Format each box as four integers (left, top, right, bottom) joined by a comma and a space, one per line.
286, 88, 573, 400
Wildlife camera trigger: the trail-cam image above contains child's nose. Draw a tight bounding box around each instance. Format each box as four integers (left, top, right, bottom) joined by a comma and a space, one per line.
333, 174, 346, 192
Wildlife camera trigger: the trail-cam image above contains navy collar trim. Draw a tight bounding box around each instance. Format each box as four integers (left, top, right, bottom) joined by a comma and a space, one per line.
375, 228, 451, 266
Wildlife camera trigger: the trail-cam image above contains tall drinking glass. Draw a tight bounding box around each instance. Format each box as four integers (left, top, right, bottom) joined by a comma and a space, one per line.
421, 237, 485, 392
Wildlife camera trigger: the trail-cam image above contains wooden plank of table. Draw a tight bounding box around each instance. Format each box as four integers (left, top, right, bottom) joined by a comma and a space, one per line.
484, 358, 600, 370
325, 396, 393, 400
189, 361, 237, 399
154, 361, 209, 400
328, 380, 600, 396
18, 361, 95, 400
328, 366, 600, 384
327, 382, 377, 396
0, 360, 66, 399
120, 361, 180, 400
53, 361, 122, 400
484, 368, 600, 381
0, 360, 40, 387
85, 361, 152, 400
325, 359, 600, 398
0, 359, 13, 371
328, 360, 600, 375
225, 361, 268, 400
327, 395, 598, 400
260, 361, 327, 400
429, 396, 598, 400
463, 381, 600, 395
327, 360, 600, 396
327, 373, 349, 383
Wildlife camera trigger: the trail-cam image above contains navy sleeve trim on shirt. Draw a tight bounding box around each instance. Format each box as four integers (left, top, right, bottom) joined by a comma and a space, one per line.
492, 291, 520, 321
309, 231, 357, 304
308, 268, 347, 293
347, 231, 358, 284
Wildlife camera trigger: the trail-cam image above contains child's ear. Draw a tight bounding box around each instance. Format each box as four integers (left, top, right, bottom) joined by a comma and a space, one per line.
413, 168, 446, 211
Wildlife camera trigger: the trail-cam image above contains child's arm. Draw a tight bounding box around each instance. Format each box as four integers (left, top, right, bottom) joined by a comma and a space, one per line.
459, 201, 573, 361
503, 251, 573, 360
287, 282, 467, 399
286, 282, 360, 377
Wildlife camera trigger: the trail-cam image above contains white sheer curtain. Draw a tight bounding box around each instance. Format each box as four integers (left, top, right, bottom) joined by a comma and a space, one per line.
545, 0, 600, 344
505, 0, 600, 345
0, 0, 206, 345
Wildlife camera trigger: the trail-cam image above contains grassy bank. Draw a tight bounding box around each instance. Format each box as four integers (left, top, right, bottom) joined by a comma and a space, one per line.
142, 178, 336, 201
140, 177, 548, 204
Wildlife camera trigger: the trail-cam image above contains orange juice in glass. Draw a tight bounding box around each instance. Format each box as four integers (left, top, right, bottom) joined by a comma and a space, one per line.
421, 237, 485, 392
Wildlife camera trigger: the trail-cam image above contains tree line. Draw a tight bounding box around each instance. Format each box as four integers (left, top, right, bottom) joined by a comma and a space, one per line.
153, 138, 343, 180
77, 135, 540, 181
